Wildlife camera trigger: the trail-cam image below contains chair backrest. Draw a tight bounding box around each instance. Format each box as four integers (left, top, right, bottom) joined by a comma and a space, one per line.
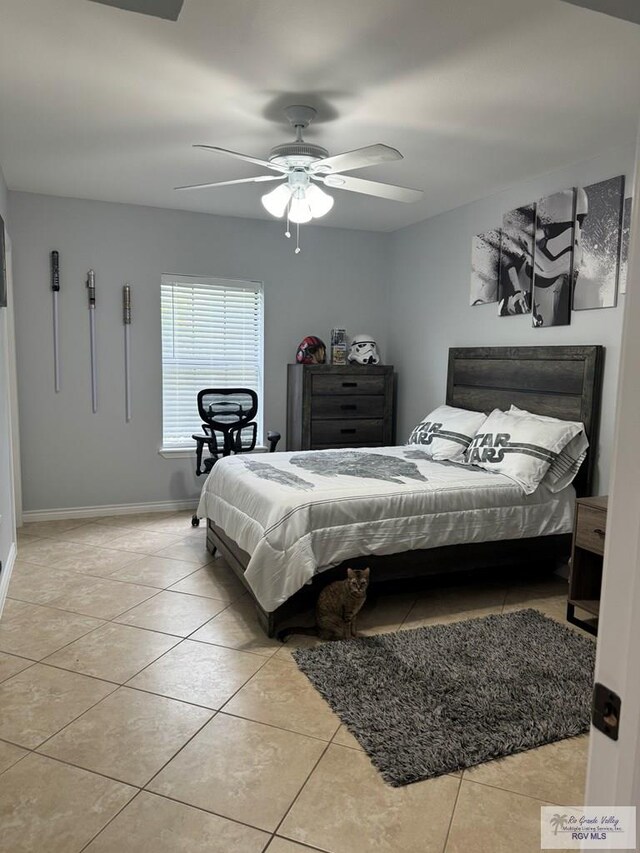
197, 388, 258, 454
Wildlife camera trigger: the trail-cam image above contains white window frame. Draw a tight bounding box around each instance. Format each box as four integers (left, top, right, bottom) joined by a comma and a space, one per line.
160, 273, 264, 456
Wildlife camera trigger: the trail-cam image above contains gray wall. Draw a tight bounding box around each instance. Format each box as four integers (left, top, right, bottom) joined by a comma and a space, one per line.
0, 163, 16, 575
387, 146, 636, 495
10, 192, 391, 511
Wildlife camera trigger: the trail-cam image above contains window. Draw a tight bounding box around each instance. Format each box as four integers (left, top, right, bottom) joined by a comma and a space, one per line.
161, 274, 264, 450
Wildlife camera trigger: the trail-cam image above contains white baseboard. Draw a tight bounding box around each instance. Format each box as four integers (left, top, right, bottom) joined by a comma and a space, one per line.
0, 542, 17, 618
22, 499, 198, 524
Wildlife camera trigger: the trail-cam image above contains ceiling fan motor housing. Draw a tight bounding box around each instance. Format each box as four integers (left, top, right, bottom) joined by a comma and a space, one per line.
268, 141, 329, 170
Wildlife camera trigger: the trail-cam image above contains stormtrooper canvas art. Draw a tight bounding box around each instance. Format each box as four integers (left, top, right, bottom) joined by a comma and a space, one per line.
532, 189, 575, 327
470, 230, 501, 305
573, 175, 625, 311
497, 204, 536, 316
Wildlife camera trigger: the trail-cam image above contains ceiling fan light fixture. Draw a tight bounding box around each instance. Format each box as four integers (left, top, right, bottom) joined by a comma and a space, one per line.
306, 184, 334, 218
289, 195, 313, 224
261, 183, 292, 218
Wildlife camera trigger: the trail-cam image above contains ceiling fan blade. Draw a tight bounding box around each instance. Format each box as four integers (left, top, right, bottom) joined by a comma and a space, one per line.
87, 0, 184, 20
312, 144, 403, 175
321, 174, 423, 203
175, 175, 284, 191
193, 145, 288, 173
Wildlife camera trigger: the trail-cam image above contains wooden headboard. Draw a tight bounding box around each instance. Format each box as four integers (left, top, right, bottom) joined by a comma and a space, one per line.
446, 346, 604, 496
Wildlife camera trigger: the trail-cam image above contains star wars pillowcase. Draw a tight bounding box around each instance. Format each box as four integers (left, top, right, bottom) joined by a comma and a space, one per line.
464, 408, 583, 494
508, 405, 588, 492
407, 405, 488, 462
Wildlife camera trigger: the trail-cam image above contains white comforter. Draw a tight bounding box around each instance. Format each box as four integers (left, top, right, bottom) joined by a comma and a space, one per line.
196, 446, 574, 612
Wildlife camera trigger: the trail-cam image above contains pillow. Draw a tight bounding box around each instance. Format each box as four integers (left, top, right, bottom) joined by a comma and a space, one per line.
407, 405, 487, 462
463, 408, 583, 494
508, 405, 588, 492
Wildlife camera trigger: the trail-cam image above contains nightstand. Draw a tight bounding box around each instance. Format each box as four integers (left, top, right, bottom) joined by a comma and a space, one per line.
567, 495, 607, 636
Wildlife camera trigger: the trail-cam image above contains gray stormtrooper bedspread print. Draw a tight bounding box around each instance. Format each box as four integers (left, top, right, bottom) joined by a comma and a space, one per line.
196, 446, 574, 612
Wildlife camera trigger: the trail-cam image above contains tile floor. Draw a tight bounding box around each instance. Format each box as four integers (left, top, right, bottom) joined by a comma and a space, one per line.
0, 510, 591, 853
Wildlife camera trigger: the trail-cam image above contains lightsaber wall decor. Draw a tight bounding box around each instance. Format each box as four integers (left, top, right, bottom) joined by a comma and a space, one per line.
50, 251, 61, 392
123, 284, 132, 422
86, 269, 97, 413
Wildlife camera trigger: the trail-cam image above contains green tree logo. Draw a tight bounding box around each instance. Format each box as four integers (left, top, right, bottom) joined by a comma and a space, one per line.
550, 814, 569, 835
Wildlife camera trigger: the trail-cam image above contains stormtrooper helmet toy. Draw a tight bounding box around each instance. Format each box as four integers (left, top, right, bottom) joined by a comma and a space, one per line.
348, 334, 380, 365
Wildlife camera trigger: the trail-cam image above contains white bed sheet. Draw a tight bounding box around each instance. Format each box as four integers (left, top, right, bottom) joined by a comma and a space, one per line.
196, 446, 575, 613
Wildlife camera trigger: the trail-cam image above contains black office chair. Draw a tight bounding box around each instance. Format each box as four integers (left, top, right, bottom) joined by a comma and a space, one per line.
191, 388, 280, 526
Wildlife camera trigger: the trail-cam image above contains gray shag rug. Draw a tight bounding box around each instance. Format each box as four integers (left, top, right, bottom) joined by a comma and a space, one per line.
292, 609, 595, 787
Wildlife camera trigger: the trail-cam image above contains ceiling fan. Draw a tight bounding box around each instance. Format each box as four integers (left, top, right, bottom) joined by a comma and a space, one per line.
176, 105, 424, 252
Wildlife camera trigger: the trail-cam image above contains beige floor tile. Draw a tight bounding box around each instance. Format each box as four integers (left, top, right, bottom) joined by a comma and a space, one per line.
504, 577, 569, 607
224, 657, 340, 741
267, 840, 326, 853
0, 752, 136, 853
464, 735, 588, 805
16, 530, 41, 546
445, 780, 546, 853
84, 790, 269, 853
0, 740, 28, 774
92, 511, 174, 529
190, 597, 280, 657
138, 513, 201, 536
280, 743, 459, 853
149, 713, 326, 832
44, 622, 179, 683
44, 574, 159, 620
127, 639, 263, 708
107, 529, 185, 555
403, 583, 506, 629
332, 724, 363, 751
0, 599, 104, 660
40, 686, 212, 786
7, 561, 85, 606
155, 535, 214, 565
107, 555, 200, 588
16, 537, 97, 568
53, 545, 144, 575
168, 560, 247, 602
114, 590, 227, 636
274, 632, 322, 663
357, 592, 417, 635
52, 522, 137, 546
22, 519, 88, 537
0, 663, 115, 748
0, 650, 34, 683
503, 595, 570, 624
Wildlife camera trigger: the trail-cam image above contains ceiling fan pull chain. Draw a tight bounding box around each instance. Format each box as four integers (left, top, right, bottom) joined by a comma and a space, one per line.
285, 201, 291, 239
295, 222, 301, 254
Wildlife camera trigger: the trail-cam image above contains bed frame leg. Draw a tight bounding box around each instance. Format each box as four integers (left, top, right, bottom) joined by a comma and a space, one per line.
205, 525, 218, 557
255, 605, 277, 638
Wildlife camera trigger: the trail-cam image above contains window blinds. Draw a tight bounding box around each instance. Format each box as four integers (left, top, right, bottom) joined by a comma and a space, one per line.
161, 275, 264, 448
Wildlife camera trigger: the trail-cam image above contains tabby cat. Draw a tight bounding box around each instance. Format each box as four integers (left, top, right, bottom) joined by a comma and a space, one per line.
278, 567, 370, 642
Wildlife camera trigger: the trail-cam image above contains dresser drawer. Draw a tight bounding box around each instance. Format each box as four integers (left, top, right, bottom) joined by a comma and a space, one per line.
311, 419, 385, 446
311, 373, 386, 396
311, 395, 385, 419
575, 504, 607, 555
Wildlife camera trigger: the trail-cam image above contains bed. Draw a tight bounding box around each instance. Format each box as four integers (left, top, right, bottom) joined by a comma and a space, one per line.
197, 345, 603, 636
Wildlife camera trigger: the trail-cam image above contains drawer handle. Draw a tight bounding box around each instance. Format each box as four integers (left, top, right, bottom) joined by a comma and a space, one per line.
340, 428, 356, 434
593, 528, 606, 538
341, 404, 357, 410
342, 381, 357, 388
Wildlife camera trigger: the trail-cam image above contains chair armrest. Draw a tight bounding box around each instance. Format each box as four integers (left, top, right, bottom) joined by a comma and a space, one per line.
267, 430, 281, 453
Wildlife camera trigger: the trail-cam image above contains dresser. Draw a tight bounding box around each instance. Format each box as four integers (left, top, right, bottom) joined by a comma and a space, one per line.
567, 495, 607, 636
286, 364, 395, 451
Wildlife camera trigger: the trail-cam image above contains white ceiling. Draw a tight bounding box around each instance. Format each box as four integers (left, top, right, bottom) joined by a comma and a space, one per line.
0, 0, 639, 231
